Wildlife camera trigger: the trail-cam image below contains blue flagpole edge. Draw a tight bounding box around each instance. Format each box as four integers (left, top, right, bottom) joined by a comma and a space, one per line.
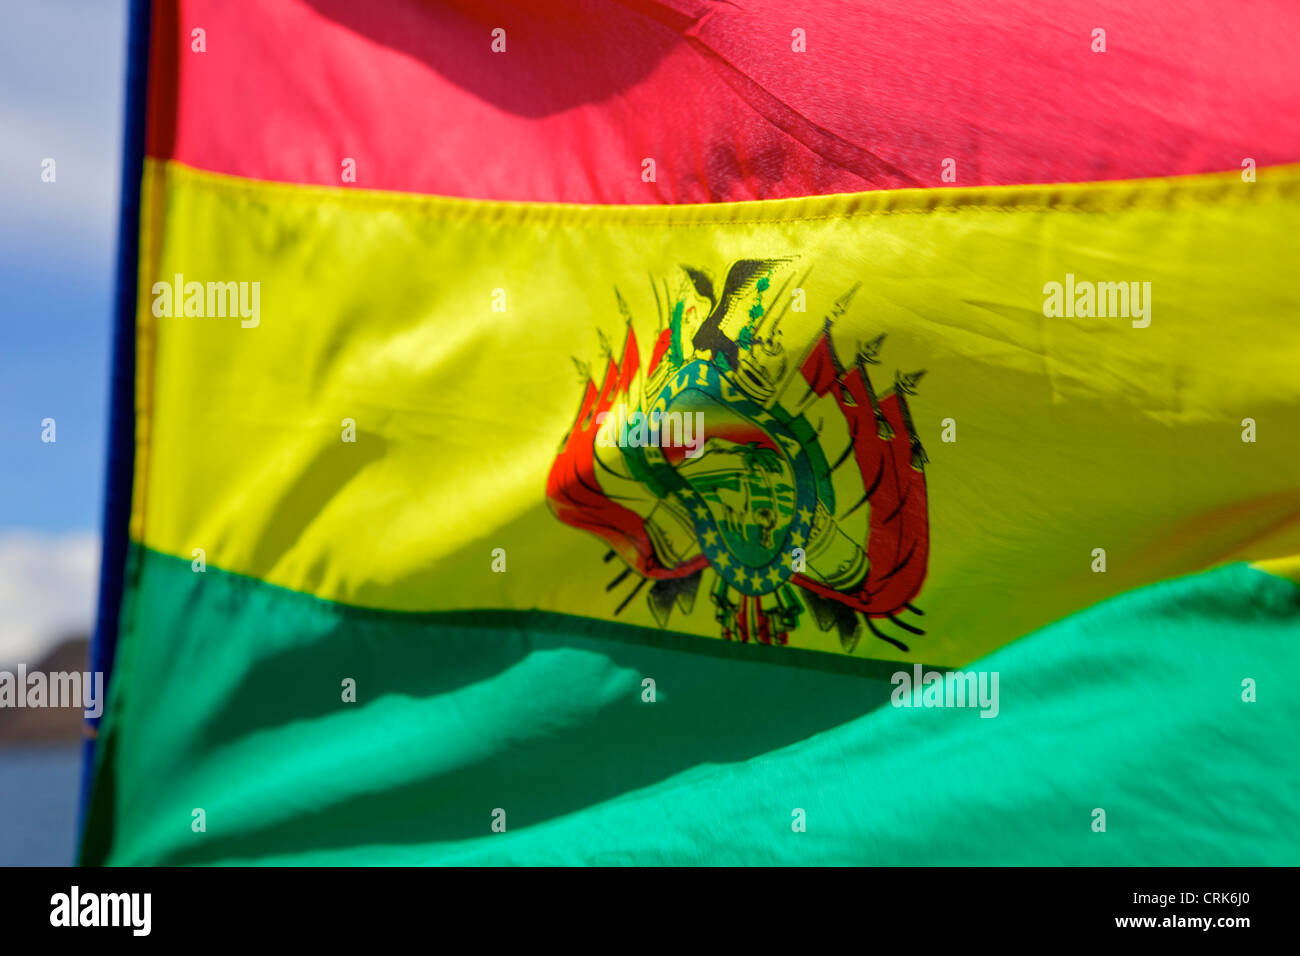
78, 0, 153, 851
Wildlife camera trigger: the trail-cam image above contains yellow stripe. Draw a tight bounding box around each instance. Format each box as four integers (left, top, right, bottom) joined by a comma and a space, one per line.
1253, 556, 1300, 585
132, 158, 1300, 665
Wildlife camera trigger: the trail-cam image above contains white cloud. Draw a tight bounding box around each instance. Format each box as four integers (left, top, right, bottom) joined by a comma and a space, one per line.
0, 0, 127, 263
0, 531, 99, 670
0, 104, 119, 252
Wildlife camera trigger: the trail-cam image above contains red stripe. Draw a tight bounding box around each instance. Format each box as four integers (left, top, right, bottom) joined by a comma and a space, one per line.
144, 0, 178, 162
151, 0, 1300, 202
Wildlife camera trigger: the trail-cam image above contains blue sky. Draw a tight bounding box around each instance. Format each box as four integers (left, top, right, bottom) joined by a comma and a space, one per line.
1, 0, 125, 532
0, 0, 127, 662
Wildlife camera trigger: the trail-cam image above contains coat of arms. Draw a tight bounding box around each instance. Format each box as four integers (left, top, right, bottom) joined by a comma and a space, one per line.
547, 259, 930, 654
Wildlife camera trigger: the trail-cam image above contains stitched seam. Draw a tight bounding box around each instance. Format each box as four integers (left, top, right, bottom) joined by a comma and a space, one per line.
145, 158, 1300, 227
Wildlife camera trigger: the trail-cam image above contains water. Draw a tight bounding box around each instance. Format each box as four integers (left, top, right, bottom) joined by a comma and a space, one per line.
0, 746, 81, 866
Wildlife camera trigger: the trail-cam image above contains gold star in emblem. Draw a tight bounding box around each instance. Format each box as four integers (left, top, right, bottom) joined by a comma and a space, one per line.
733, 567, 747, 586
702, 528, 718, 547
767, 566, 783, 585
797, 505, 814, 526
713, 552, 731, 570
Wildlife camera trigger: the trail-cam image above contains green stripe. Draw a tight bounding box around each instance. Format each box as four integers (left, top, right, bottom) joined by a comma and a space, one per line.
82, 547, 1300, 865
81, 544, 903, 864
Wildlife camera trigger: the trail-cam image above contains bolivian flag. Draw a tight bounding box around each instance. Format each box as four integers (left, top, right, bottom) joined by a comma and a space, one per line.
82, 0, 1300, 865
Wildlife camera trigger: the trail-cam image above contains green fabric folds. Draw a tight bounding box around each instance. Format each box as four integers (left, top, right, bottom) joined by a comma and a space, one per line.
82, 547, 1300, 865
